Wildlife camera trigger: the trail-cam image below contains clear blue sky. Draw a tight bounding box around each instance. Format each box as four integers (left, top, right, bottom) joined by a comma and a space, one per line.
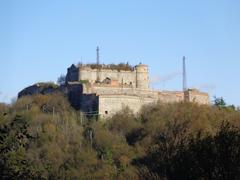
0, 0, 240, 106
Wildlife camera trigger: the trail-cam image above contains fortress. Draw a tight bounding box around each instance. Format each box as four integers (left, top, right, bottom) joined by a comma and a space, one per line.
18, 48, 210, 118
65, 62, 209, 117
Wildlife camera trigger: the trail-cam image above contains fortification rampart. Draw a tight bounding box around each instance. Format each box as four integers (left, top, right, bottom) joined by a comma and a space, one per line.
184, 89, 209, 104
66, 63, 150, 90
98, 94, 156, 117
19, 62, 210, 118
82, 84, 158, 98
79, 67, 137, 86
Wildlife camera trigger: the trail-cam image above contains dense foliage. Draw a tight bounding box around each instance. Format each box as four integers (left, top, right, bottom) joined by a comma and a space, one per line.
1, 94, 240, 179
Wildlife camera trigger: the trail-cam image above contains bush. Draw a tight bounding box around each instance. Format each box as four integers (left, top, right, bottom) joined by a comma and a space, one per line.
1, 96, 240, 179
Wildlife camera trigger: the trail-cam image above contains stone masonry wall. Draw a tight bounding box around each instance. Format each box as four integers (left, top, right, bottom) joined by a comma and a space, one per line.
98, 94, 156, 118
185, 90, 210, 105
158, 91, 184, 103
65, 64, 209, 118
79, 67, 137, 87
87, 85, 209, 117
82, 84, 158, 98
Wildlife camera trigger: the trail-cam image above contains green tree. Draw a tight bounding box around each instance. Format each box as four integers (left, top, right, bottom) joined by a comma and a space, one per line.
214, 96, 226, 108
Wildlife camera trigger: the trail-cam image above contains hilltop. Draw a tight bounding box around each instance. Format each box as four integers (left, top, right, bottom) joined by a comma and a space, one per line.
1, 93, 240, 179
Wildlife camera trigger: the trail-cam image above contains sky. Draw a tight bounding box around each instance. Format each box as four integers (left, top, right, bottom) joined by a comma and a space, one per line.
0, 0, 240, 106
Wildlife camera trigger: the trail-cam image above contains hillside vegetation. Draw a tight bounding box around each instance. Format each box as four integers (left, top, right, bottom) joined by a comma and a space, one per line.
1, 94, 240, 179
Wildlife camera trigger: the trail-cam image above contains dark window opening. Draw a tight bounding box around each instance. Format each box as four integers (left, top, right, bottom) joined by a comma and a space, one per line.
105, 111, 108, 114
103, 77, 111, 84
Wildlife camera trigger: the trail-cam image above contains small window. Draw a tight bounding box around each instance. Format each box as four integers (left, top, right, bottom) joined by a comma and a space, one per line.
105, 111, 108, 114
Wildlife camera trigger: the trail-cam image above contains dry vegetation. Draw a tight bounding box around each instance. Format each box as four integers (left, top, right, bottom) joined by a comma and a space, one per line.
78, 62, 134, 71
1, 94, 240, 179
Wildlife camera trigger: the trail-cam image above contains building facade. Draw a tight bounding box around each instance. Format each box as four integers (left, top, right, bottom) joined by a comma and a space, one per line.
66, 63, 150, 89
66, 63, 210, 118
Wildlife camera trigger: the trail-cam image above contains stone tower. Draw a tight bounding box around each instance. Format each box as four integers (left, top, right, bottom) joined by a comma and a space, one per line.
135, 63, 149, 89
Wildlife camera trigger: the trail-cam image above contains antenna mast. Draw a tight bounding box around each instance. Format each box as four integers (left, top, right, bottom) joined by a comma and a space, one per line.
96, 46, 100, 65
96, 46, 100, 82
183, 56, 187, 91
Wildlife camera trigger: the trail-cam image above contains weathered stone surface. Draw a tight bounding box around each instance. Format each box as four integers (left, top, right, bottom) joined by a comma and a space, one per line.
18, 63, 210, 118
66, 63, 150, 90
65, 63, 209, 118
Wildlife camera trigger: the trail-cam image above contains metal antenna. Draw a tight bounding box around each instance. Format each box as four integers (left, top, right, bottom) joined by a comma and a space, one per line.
96, 46, 100, 65
183, 56, 187, 91
96, 46, 100, 82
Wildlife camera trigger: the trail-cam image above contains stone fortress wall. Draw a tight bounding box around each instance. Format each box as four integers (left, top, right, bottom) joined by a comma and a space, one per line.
98, 94, 155, 116
66, 63, 150, 89
80, 84, 209, 117
66, 63, 210, 117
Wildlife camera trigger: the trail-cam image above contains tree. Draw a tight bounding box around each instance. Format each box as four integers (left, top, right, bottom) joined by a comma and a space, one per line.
134, 121, 240, 180
2, 94, 240, 179
214, 96, 226, 108
57, 74, 66, 85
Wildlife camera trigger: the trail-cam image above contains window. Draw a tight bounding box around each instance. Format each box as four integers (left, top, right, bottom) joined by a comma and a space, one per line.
105, 111, 108, 114
103, 77, 111, 84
